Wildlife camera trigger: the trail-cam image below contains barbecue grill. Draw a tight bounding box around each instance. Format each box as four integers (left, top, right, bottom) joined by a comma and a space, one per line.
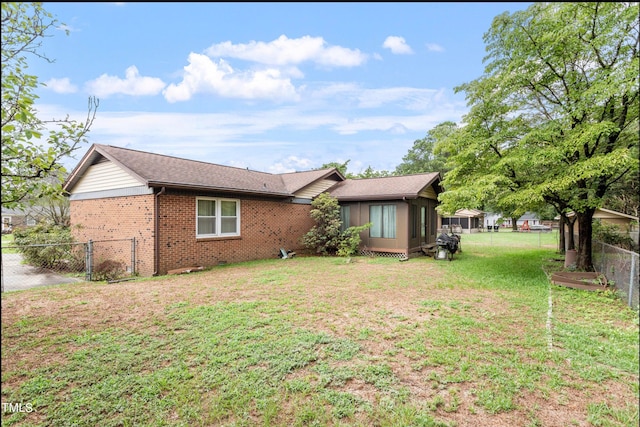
435, 231, 460, 261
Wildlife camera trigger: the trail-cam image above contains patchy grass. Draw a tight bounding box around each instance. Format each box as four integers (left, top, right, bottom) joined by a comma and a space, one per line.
1, 233, 18, 254
2, 235, 638, 427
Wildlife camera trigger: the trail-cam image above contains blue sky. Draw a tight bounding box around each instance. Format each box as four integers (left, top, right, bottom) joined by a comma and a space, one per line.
33, 2, 531, 174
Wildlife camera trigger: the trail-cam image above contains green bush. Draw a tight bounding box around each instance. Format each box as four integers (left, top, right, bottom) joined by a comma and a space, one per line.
302, 193, 371, 256
337, 223, 372, 257
302, 193, 343, 255
12, 224, 82, 270
592, 221, 637, 251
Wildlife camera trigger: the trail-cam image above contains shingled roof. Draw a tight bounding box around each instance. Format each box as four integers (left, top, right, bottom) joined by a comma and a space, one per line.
279, 168, 345, 194
64, 144, 342, 197
328, 172, 441, 201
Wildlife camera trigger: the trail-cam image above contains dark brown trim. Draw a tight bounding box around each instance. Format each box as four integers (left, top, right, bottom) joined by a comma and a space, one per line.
147, 182, 291, 198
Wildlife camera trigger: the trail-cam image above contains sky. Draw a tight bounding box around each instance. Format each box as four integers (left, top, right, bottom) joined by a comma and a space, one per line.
31, 2, 532, 175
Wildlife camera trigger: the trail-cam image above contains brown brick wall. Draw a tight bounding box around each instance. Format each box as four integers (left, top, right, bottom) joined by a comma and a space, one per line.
70, 192, 315, 277
70, 195, 156, 276
157, 194, 314, 274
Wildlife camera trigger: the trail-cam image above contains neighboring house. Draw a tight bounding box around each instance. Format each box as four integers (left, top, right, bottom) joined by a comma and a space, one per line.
562, 208, 639, 245
440, 209, 485, 234
327, 172, 442, 257
516, 212, 541, 227
1, 208, 39, 233
63, 144, 443, 276
484, 212, 502, 228
489, 212, 549, 229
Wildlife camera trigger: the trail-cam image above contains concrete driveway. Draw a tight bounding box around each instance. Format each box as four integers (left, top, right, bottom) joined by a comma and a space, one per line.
1, 252, 83, 292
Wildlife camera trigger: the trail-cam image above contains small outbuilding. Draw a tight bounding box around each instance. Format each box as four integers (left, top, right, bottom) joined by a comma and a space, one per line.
562, 208, 639, 245
440, 209, 485, 234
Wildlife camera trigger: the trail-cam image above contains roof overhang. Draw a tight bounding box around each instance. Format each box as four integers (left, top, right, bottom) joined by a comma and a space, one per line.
146, 181, 292, 198
334, 193, 420, 202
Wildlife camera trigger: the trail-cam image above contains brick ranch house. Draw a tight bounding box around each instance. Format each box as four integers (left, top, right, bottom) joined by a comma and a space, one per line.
63, 144, 443, 276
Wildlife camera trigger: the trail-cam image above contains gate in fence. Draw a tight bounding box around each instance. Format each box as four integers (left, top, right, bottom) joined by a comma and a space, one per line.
1, 238, 136, 292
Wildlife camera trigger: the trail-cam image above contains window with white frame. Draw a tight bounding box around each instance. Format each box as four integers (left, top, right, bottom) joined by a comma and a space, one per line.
196, 197, 240, 238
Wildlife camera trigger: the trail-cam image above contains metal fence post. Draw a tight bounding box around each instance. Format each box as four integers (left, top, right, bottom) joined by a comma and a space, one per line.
630, 254, 636, 308
86, 240, 93, 281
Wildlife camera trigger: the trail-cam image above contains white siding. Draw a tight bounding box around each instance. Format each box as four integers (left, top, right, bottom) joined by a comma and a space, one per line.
72, 162, 144, 194
294, 179, 340, 199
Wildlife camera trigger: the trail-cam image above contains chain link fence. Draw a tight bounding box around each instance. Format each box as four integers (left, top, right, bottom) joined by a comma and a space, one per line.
592, 241, 639, 310
1, 238, 136, 292
85, 239, 137, 282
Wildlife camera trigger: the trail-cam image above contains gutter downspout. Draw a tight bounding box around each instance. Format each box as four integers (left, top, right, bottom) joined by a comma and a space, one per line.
154, 186, 166, 276
402, 197, 409, 256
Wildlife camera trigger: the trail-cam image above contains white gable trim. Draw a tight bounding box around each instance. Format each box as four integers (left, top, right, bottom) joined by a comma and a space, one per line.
72, 162, 145, 194
293, 178, 340, 200
69, 186, 153, 201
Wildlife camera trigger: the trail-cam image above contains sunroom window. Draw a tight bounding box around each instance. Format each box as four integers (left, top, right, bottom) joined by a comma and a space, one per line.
369, 205, 396, 238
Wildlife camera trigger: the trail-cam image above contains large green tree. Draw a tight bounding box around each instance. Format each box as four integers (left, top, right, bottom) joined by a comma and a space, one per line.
436, 2, 638, 270
395, 121, 457, 175
1, 2, 98, 209
319, 161, 393, 179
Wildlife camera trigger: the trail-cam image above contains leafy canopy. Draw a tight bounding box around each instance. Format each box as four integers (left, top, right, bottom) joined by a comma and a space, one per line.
1, 2, 99, 209
395, 121, 457, 176
435, 2, 639, 269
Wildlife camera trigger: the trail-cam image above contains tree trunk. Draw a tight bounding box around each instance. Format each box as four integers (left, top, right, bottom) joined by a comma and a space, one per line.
564, 215, 577, 251
576, 209, 595, 271
558, 215, 565, 253
511, 218, 518, 231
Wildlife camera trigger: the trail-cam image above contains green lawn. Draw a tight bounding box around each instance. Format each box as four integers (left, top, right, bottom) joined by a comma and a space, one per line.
1, 233, 14, 246
1, 233, 637, 427
1, 233, 19, 255
460, 228, 559, 249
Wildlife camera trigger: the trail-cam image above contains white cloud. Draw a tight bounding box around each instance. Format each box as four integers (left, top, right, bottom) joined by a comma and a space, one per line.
308, 84, 443, 111
425, 43, 445, 52
40, 76, 468, 172
43, 77, 77, 94
382, 36, 413, 55
267, 155, 314, 173
84, 66, 166, 97
163, 53, 299, 102
331, 99, 466, 135
205, 34, 367, 67
357, 87, 442, 110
